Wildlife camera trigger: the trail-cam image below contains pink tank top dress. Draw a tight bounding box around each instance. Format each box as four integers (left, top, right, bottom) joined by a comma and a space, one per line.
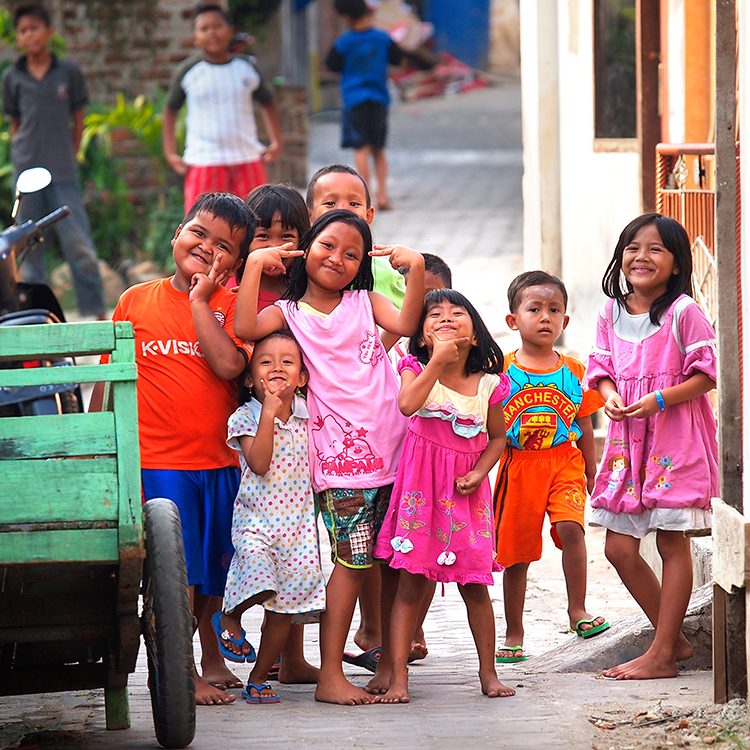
277, 290, 408, 492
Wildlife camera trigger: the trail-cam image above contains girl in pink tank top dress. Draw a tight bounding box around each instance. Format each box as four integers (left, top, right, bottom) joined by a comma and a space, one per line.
234, 209, 426, 706
371, 289, 515, 703
586, 214, 718, 681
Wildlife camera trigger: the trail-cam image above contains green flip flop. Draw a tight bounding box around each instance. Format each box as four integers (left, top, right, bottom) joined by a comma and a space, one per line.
495, 645, 527, 663
574, 617, 611, 638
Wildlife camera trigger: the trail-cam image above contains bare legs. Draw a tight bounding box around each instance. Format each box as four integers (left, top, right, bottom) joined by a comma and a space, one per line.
278, 624, 319, 684
354, 146, 391, 210
497, 563, 528, 660
603, 529, 694, 679
315, 563, 373, 705
555, 521, 607, 633
353, 566, 382, 651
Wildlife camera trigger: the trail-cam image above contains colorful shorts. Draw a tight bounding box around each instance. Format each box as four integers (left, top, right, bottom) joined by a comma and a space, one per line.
183, 160, 268, 212
493, 442, 587, 568
316, 485, 393, 569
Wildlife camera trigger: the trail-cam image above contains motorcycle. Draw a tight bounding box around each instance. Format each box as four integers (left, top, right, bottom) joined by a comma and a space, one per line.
0, 167, 83, 416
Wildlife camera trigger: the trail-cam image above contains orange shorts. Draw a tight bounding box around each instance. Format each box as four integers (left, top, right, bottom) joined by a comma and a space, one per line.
493, 442, 587, 568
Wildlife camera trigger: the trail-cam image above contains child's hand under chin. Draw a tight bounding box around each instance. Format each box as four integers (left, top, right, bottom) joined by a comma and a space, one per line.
427, 332, 470, 366
259, 378, 294, 418
190, 254, 229, 303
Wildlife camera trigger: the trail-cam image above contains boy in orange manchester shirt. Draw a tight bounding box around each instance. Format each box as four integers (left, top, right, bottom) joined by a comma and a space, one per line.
93, 193, 255, 705
493, 271, 609, 665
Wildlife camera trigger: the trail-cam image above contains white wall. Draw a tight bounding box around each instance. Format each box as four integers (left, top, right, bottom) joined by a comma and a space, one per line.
520, 0, 641, 357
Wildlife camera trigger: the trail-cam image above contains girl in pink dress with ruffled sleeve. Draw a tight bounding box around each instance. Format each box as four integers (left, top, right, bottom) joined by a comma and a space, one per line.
234, 209, 426, 706
586, 214, 718, 681
370, 289, 515, 704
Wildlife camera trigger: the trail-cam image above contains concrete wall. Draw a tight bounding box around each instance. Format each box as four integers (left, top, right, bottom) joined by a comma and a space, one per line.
519, 0, 641, 357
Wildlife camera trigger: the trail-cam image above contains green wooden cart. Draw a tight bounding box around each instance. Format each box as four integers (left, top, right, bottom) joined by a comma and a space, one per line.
0, 321, 195, 749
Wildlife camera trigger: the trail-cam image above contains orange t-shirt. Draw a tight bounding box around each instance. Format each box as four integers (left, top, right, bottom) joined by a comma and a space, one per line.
107, 278, 250, 470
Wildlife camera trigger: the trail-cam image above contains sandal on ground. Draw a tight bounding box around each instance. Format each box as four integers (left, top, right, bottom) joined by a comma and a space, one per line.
495, 645, 527, 664
242, 682, 281, 704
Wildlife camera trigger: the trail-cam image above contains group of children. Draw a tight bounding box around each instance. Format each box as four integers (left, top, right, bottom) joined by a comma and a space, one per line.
98, 156, 718, 708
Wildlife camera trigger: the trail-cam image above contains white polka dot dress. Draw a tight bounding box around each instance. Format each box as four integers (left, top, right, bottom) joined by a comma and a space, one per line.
224, 396, 326, 616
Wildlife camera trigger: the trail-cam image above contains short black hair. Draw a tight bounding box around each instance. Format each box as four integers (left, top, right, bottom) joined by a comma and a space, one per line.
420, 253, 452, 287
191, 2, 232, 25
305, 164, 372, 210
14, 4, 51, 27
602, 213, 694, 325
283, 209, 374, 301
507, 270, 568, 312
408, 289, 504, 376
238, 329, 304, 404
334, 0, 370, 20
183, 192, 256, 264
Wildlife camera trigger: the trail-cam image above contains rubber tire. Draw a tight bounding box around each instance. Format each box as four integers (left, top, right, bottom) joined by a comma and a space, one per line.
142, 498, 195, 749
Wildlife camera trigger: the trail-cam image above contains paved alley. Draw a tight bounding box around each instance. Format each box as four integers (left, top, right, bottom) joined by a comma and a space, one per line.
0, 82, 714, 750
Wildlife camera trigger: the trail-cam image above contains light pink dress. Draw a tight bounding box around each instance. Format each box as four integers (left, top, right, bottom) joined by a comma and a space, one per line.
586, 295, 718, 537
277, 291, 408, 492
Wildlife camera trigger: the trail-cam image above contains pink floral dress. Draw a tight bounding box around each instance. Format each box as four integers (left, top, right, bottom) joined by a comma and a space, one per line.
586, 295, 718, 538
373, 356, 511, 585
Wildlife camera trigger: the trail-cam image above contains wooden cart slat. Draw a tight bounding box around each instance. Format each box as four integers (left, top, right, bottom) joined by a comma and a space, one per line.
0, 411, 116, 458
0, 458, 118, 525
0, 361, 134, 387
0, 320, 121, 359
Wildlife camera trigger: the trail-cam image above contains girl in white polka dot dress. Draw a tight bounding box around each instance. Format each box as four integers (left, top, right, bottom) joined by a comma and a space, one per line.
214, 331, 326, 704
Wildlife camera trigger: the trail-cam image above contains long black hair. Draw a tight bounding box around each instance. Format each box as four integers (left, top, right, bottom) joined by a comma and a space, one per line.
601, 213, 693, 325
408, 289, 504, 375
282, 209, 374, 302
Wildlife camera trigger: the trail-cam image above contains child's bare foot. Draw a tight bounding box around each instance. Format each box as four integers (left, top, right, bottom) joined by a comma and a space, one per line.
195, 674, 237, 705
602, 648, 679, 680
675, 634, 694, 662
315, 674, 374, 705
353, 627, 381, 653
408, 641, 428, 662
480, 672, 516, 698
377, 669, 410, 704
202, 663, 243, 690
278, 659, 320, 684
364, 662, 391, 695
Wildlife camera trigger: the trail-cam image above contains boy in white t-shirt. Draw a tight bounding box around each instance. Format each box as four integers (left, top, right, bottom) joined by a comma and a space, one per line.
162, 3, 282, 211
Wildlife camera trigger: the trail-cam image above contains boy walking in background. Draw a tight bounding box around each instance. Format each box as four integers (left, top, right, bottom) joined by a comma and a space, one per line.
2, 3, 105, 319
93, 193, 256, 705
494, 271, 609, 664
326, 0, 403, 211
163, 2, 282, 212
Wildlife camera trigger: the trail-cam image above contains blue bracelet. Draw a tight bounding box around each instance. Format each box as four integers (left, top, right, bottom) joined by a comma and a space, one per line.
654, 390, 666, 411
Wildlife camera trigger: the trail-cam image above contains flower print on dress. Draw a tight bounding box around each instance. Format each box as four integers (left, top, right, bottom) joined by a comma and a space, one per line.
435, 496, 466, 566
390, 491, 426, 554
651, 455, 674, 471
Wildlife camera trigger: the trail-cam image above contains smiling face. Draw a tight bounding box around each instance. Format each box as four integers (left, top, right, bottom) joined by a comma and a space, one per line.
170, 210, 246, 291
506, 284, 568, 347
250, 211, 300, 277
305, 221, 365, 292
420, 300, 476, 350
309, 172, 374, 224
622, 222, 679, 298
246, 335, 307, 403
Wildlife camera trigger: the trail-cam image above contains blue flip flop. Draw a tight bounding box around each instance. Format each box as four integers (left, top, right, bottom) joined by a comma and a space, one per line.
211, 610, 257, 663
242, 682, 281, 704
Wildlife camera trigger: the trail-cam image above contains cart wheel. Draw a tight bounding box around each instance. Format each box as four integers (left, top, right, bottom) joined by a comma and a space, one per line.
142, 498, 195, 749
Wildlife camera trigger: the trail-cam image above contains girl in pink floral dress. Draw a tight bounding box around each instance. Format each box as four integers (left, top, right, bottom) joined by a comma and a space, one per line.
371, 289, 515, 704
586, 213, 718, 681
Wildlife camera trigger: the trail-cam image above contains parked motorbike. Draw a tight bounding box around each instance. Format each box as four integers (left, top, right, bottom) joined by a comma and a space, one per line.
0, 167, 83, 416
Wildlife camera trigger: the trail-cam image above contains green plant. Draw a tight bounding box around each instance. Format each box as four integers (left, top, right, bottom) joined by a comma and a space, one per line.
142, 186, 184, 270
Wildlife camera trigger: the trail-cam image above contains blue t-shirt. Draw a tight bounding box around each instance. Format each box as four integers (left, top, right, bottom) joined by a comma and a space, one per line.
325, 28, 402, 109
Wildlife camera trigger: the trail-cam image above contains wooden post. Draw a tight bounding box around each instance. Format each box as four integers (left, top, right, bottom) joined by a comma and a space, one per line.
713, 0, 746, 703
636, 0, 660, 212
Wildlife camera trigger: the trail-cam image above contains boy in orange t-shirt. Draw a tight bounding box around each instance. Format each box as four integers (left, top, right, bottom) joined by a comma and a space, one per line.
493, 271, 608, 665
97, 192, 255, 705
